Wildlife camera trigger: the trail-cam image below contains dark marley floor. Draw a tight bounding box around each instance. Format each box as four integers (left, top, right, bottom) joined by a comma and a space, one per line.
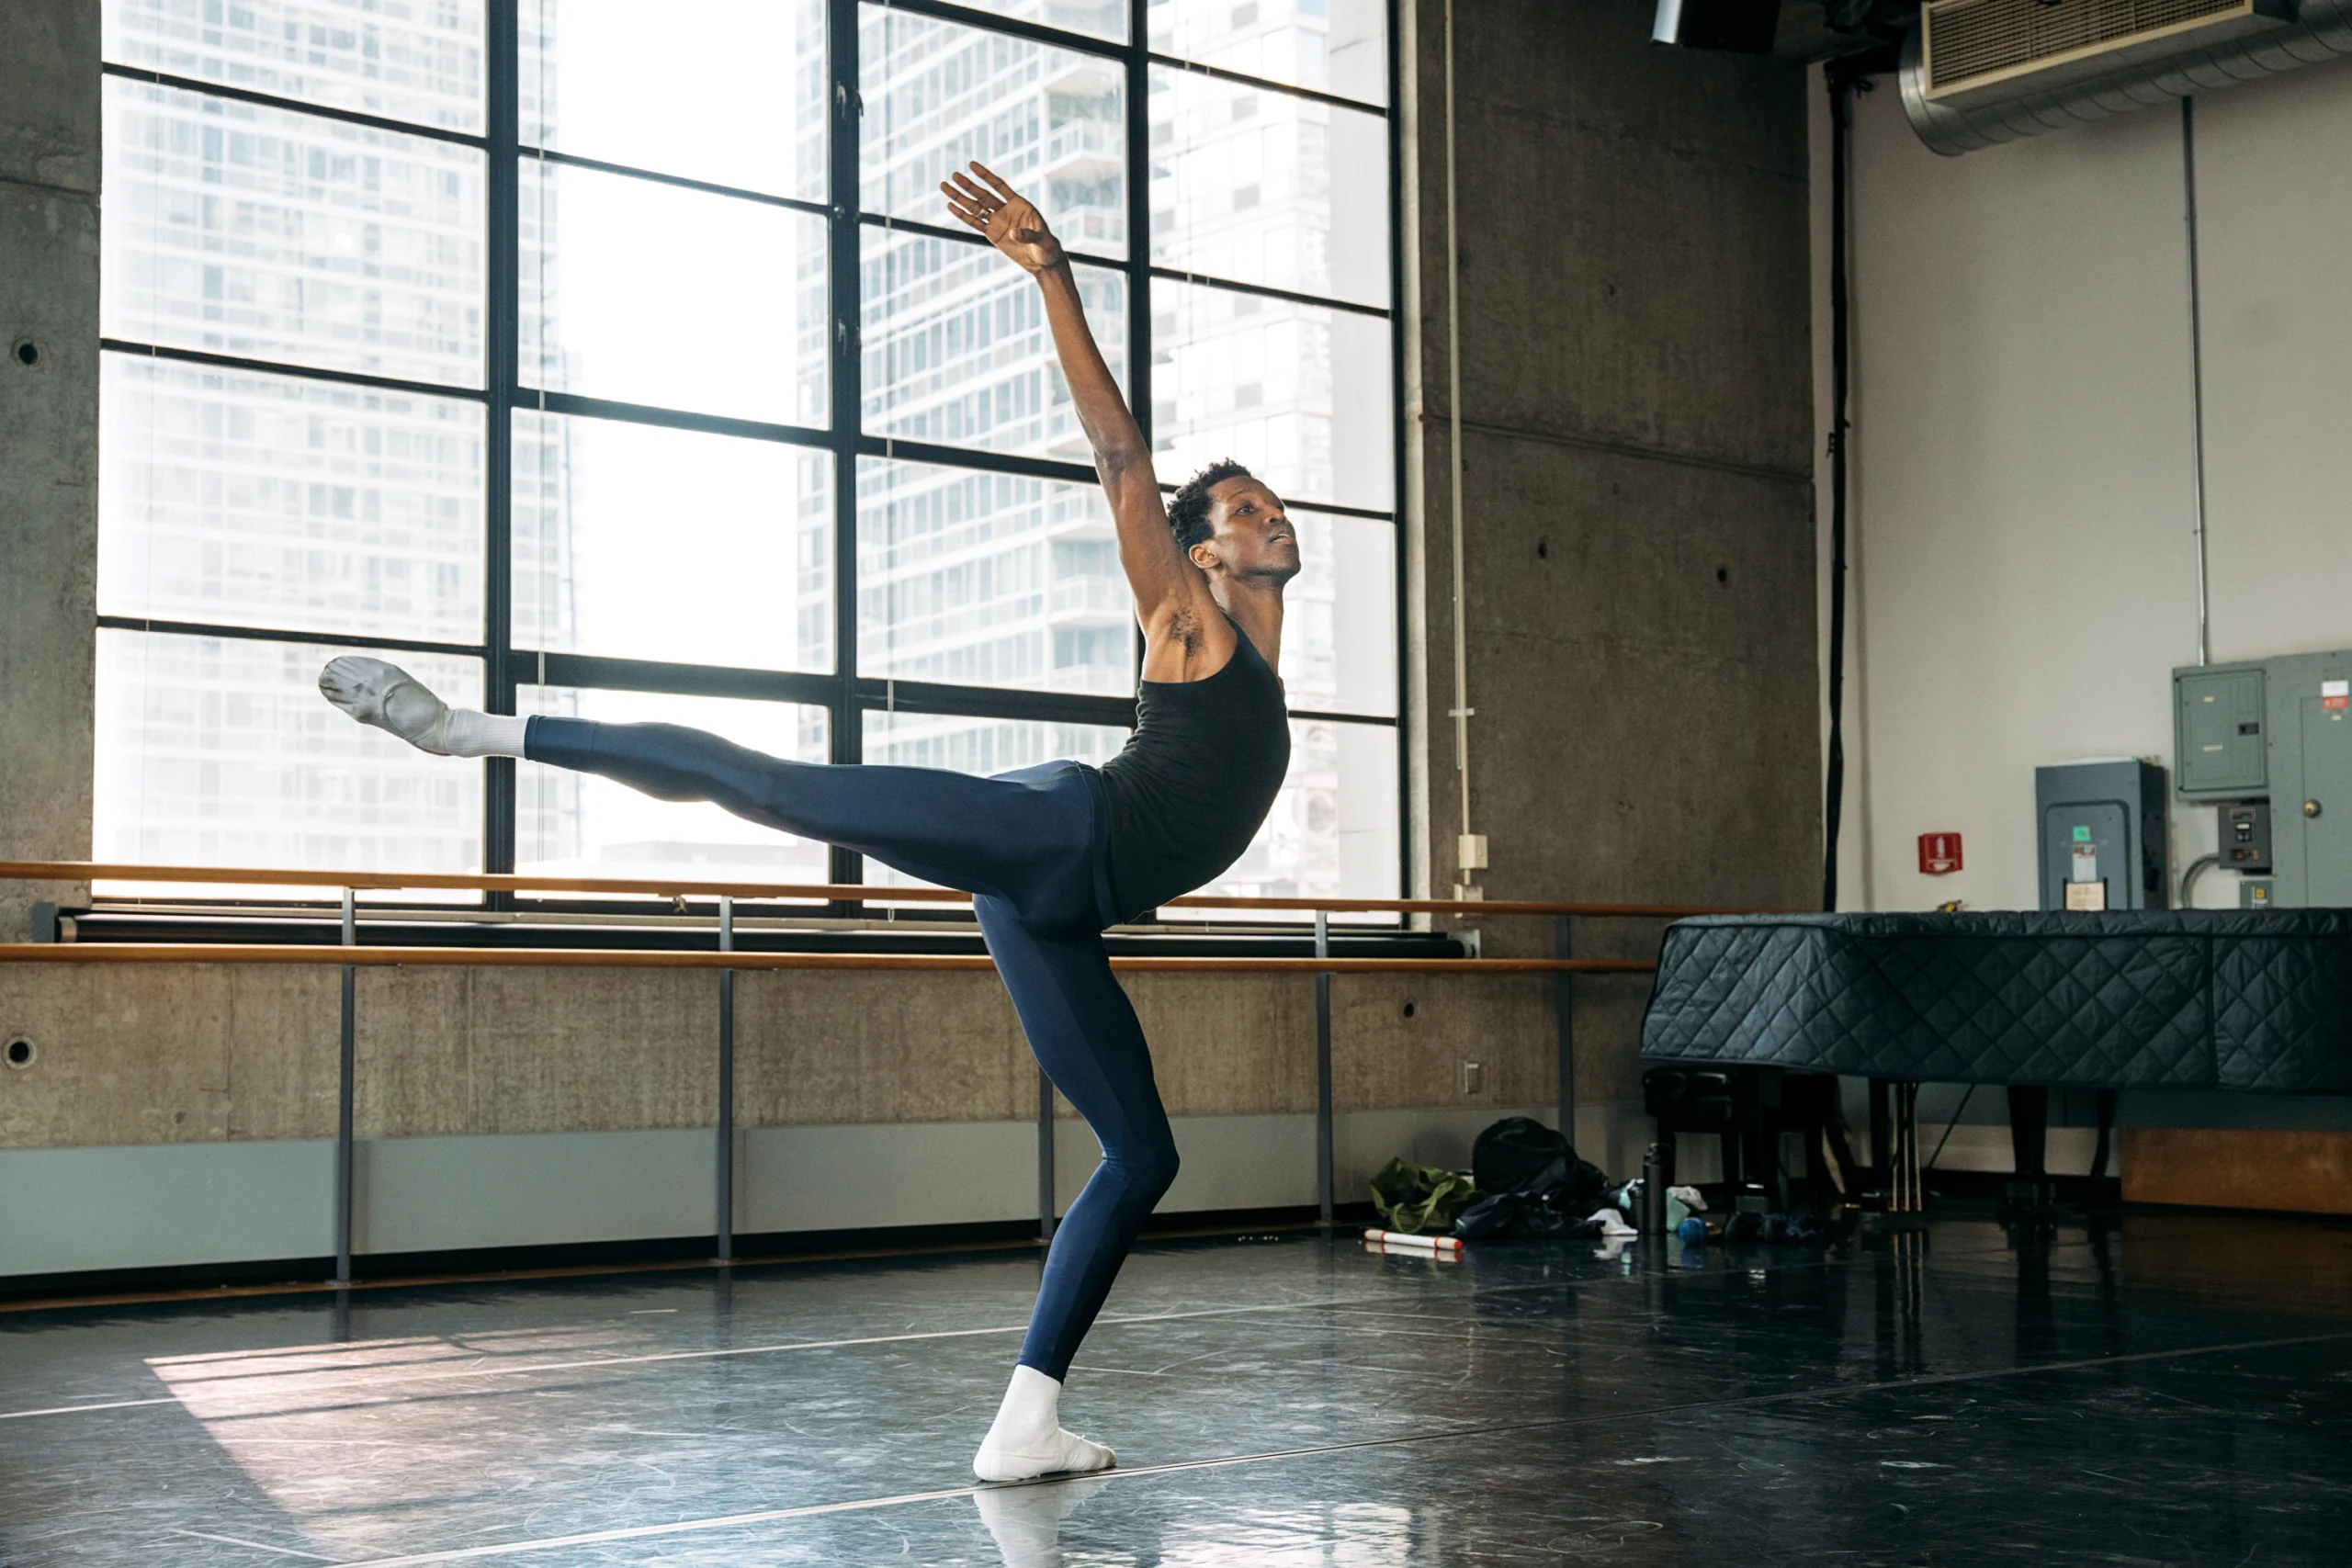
4, 1212, 2351, 1566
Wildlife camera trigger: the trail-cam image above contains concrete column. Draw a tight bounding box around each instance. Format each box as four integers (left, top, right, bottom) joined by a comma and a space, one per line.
1401, 0, 1820, 1117
0, 0, 100, 938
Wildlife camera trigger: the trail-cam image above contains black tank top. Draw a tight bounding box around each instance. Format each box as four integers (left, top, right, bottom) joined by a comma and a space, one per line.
1098, 623, 1291, 920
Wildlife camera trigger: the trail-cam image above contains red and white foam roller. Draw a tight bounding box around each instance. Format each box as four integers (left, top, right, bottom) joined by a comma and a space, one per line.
1363, 1228, 1464, 1253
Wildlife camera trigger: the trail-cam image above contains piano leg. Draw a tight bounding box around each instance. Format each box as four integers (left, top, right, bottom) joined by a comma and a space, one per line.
1888, 1082, 1923, 1213
2088, 1088, 2120, 1199
1868, 1078, 1894, 1196
1729, 1067, 1776, 1212
2006, 1084, 2053, 1210
1820, 1115, 1861, 1204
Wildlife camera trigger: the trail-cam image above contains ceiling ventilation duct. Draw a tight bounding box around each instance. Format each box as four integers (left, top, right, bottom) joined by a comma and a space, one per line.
1902, 0, 2352, 153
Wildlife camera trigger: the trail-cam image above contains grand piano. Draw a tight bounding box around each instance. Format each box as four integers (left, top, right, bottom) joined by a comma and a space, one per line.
1639, 909, 2352, 1204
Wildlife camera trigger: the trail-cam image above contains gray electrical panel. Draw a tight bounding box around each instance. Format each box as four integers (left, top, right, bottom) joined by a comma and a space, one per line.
2175, 663, 2267, 799
2036, 761, 2168, 912
2172, 649, 2352, 908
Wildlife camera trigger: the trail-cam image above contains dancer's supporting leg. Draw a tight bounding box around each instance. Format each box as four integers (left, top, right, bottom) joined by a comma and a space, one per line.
512, 730, 1183, 1473
972, 897, 1179, 1481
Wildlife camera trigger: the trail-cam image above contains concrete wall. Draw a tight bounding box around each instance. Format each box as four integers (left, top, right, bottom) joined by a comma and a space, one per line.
0, 0, 99, 941
0, 964, 1565, 1148
1829, 59, 2352, 1149
1399, 0, 1822, 1112
0, 0, 1823, 1276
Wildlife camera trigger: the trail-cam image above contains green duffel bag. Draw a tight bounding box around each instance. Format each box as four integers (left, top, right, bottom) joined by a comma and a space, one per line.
1369, 1156, 1477, 1235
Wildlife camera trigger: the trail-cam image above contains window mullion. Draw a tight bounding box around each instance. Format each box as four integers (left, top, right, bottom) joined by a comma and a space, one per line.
485, 0, 522, 888
1387, 0, 1412, 908
828, 0, 865, 893
1126, 0, 1153, 690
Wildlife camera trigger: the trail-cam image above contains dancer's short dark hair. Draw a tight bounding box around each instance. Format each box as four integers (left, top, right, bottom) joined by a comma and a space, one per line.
1168, 459, 1254, 552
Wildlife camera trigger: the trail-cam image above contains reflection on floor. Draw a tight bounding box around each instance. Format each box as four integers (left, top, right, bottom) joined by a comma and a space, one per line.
4, 1210, 2352, 1564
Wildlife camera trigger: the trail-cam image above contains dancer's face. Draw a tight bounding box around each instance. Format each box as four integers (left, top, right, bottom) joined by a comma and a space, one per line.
1191, 476, 1302, 587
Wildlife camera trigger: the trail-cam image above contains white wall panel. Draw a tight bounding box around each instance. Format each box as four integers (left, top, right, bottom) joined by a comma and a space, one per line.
1836, 63, 2352, 918
1, 1104, 1612, 1281
0, 1140, 333, 1277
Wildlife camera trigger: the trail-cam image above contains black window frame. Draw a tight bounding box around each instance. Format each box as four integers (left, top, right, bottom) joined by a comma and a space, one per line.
92, 0, 1409, 931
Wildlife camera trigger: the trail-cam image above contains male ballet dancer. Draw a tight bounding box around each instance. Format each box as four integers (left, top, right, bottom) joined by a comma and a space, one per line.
321, 163, 1299, 1482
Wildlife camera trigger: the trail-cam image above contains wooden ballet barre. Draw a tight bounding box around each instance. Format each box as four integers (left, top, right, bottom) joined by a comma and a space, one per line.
0, 942, 1656, 975
0, 861, 1753, 921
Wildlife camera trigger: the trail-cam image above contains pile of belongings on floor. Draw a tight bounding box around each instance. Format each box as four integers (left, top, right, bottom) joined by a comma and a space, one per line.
1372, 1117, 1619, 1240
1371, 1117, 1850, 1245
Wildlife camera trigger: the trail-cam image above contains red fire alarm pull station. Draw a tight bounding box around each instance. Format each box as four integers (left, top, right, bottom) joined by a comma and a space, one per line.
1918, 832, 1963, 874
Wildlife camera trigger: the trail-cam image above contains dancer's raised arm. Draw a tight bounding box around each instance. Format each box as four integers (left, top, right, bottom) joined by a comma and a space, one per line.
942, 163, 1232, 668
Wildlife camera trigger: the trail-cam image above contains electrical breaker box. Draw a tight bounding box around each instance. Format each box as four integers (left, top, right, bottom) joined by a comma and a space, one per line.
2037, 761, 2168, 912
2174, 649, 2352, 908
2175, 663, 2267, 800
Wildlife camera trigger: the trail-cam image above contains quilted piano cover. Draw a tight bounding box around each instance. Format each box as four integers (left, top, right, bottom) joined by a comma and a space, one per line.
1640, 910, 2352, 1091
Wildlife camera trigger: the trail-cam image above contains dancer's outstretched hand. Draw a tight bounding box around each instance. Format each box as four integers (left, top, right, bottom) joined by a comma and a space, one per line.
942, 162, 1063, 274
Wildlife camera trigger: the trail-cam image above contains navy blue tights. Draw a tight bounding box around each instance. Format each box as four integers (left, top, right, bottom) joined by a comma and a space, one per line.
525, 716, 1179, 1380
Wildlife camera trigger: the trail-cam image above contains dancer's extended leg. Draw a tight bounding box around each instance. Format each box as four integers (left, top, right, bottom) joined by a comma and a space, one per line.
972, 895, 1178, 1481
522, 716, 1111, 917
321, 657, 1108, 919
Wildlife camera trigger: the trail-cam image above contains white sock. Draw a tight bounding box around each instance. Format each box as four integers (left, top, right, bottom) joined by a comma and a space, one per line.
439, 708, 531, 759
317, 657, 529, 759
974, 1366, 1114, 1483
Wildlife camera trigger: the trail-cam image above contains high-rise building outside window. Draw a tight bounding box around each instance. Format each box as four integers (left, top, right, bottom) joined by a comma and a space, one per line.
94, 0, 1401, 918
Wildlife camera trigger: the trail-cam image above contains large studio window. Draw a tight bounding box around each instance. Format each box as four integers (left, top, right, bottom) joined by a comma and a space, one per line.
95, 0, 1401, 915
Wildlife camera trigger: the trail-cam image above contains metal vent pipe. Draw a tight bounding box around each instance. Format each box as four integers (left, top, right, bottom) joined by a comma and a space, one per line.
1902, 0, 2352, 154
